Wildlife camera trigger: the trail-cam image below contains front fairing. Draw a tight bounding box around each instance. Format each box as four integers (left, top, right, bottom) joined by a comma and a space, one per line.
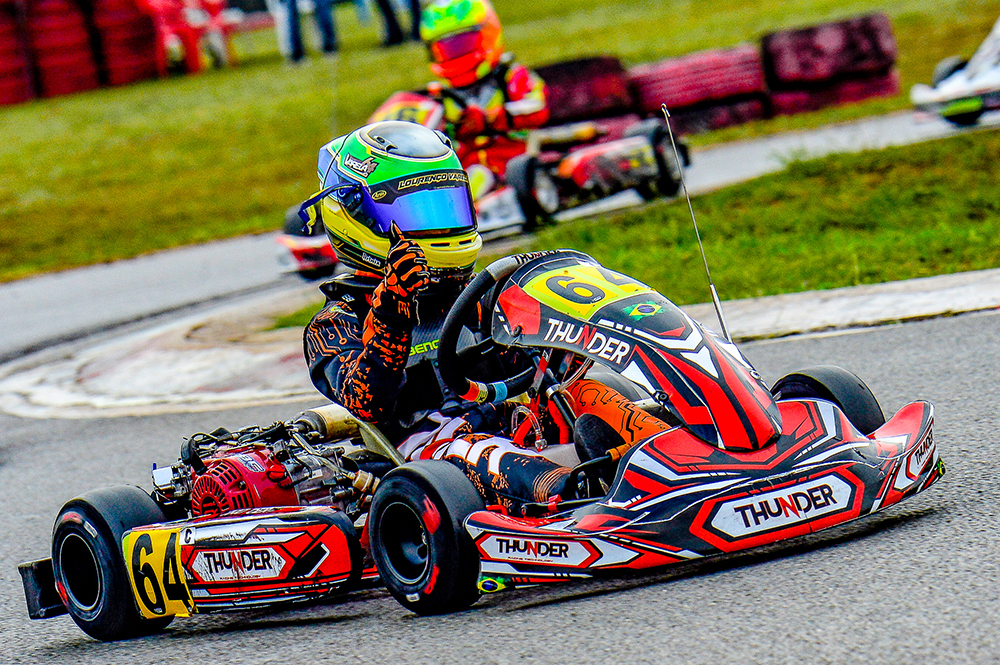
491, 251, 781, 451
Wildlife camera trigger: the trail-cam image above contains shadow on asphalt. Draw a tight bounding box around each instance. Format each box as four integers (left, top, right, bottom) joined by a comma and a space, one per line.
497, 505, 942, 613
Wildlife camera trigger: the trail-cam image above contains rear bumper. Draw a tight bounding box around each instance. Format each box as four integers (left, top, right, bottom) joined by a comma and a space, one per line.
18, 558, 67, 620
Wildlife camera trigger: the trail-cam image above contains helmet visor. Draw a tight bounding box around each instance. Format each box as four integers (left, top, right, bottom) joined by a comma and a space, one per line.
360, 170, 477, 235
430, 28, 483, 63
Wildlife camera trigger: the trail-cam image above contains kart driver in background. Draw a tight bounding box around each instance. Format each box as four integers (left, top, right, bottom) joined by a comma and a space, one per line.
419, 0, 549, 199
301, 121, 670, 512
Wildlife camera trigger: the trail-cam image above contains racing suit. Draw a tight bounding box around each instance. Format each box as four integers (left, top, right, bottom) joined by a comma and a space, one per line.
438, 54, 549, 188
304, 242, 669, 511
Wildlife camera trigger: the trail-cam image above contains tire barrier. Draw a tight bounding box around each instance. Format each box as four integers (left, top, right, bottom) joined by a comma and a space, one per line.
535, 56, 636, 125
761, 13, 897, 88
769, 69, 900, 116
92, 0, 158, 86
25, 0, 100, 97
0, 1, 33, 105
629, 44, 766, 116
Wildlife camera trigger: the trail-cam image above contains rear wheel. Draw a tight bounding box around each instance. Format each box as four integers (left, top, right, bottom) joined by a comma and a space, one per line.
370, 461, 484, 615
52, 486, 173, 641
506, 155, 557, 231
771, 365, 885, 435
624, 120, 683, 200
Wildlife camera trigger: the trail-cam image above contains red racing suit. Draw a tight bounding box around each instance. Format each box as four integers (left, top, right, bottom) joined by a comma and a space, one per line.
439, 54, 550, 180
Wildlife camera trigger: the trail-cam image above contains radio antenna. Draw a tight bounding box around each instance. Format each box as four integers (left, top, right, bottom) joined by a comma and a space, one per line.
660, 104, 732, 343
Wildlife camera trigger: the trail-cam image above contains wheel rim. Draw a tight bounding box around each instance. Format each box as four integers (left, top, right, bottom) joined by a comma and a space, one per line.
58, 532, 103, 612
378, 501, 429, 585
534, 171, 559, 213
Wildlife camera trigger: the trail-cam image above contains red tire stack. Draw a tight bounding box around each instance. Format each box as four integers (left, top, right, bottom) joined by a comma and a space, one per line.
763, 13, 899, 116
535, 56, 636, 125
628, 44, 767, 133
0, 0, 34, 105
92, 0, 158, 86
25, 0, 99, 97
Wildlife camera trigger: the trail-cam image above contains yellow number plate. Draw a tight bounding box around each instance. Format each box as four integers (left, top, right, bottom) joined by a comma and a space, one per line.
523, 265, 654, 320
123, 526, 192, 619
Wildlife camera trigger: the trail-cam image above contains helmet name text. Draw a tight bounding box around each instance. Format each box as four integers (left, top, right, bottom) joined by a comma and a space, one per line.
398, 171, 468, 190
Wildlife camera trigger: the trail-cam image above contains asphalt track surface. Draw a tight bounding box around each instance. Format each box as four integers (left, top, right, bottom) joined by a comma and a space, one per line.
2, 309, 998, 664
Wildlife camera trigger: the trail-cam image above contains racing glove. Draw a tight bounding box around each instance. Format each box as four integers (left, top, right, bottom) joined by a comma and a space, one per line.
372, 223, 429, 321
454, 105, 488, 140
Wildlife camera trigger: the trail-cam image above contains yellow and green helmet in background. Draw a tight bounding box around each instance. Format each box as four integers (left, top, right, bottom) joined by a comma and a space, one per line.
301, 121, 482, 288
420, 0, 504, 87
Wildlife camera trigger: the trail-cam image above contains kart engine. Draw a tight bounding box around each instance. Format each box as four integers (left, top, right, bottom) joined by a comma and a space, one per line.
151, 406, 383, 519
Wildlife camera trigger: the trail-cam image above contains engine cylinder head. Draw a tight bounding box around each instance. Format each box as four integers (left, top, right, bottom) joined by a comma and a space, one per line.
190, 449, 298, 517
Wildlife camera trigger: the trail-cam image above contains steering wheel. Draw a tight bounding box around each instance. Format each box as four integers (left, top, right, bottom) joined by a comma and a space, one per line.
437, 255, 541, 404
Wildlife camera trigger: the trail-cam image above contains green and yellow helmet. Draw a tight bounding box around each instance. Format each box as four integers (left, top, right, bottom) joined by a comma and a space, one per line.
420, 0, 504, 87
301, 121, 482, 288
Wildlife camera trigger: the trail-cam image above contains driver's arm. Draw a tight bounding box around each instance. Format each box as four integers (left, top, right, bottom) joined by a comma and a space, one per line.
304, 235, 429, 422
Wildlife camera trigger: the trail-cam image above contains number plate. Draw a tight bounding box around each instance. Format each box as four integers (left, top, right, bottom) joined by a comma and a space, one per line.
523, 265, 654, 320
123, 527, 192, 619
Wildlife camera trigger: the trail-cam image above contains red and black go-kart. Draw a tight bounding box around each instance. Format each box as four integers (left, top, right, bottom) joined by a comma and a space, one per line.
19, 251, 943, 638
368, 58, 690, 234
277, 57, 692, 281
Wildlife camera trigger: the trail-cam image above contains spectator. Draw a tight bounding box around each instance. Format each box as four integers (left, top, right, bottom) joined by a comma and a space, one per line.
375, 0, 421, 46
281, 0, 338, 62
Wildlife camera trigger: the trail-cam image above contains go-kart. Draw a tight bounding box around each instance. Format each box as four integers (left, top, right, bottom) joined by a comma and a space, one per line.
910, 15, 1000, 126
19, 250, 943, 636
276, 204, 339, 281
368, 88, 688, 234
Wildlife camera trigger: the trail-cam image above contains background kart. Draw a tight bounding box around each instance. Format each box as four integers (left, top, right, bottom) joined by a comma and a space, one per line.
277, 56, 691, 279
910, 15, 1000, 126
19, 251, 944, 636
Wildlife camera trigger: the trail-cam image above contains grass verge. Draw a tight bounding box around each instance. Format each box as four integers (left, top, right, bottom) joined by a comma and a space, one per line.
2, 0, 999, 282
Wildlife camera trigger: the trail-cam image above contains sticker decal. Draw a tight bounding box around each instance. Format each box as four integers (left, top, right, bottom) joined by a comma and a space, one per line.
343, 153, 378, 177
190, 547, 287, 583
522, 264, 654, 320
123, 527, 192, 619
710, 475, 854, 538
478, 535, 594, 566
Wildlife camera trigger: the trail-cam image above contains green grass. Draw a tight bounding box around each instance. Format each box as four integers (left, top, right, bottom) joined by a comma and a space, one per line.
274, 129, 1000, 329
522, 130, 1000, 305
1, 0, 999, 282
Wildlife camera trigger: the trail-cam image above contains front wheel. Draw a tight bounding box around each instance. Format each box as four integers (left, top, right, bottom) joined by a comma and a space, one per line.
624, 120, 683, 200
369, 461, 484, 615
771, 365, 885, 435
52, 486, 173, 641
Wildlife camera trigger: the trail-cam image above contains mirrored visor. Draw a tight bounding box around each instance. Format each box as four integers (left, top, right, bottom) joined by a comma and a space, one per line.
361, 170, 476, 235
430, 29, 483, 63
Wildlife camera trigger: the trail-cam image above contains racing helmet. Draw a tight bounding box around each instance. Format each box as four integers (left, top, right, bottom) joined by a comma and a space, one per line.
304, 121, 482, 289
420, 0, 504, 88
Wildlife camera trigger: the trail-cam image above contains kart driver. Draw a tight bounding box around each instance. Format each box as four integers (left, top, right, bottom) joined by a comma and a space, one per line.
419, 0, 549, 198
301, 121, 670, 512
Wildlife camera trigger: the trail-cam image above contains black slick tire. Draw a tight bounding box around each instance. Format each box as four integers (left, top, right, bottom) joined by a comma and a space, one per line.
771, 365, 886, 435
51, 485, 173, 641
505, 154, 552, 232
369, 460, 484, 615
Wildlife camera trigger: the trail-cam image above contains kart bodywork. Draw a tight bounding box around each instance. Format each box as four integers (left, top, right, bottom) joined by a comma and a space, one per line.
19, 252, 944, 637
911, 15, 1000, 126
368, 251, 944, 609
